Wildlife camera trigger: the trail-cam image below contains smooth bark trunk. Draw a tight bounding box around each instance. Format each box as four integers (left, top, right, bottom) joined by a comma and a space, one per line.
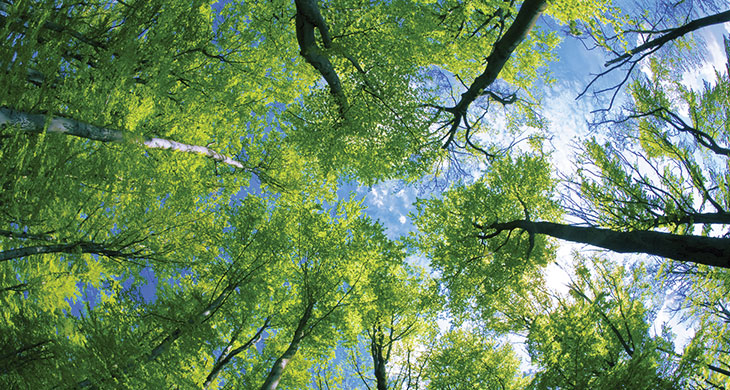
294, 0, 347, 111
443, 0, 547, 147
203, 318, 270, 389
371, 339, 388, 390
606, 10, 730, 66
0, 107, 246, 170
259, 302, 314, 390
452, 0, 547, 114
483, 220, 730, 268
0, 242, 141, 262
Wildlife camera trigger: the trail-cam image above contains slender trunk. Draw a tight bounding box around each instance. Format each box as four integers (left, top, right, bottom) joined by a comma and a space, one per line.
453, 0, 547, 113
0, 107, 246, 170
203, 318, 270, 389
483, 220, 730, 268
75, 282, 238, 389
0, 241, 142, 262
260, 302, 314, 390
443, 0, 547, 147
606, 10, 730, 66
371, 336, 388, 390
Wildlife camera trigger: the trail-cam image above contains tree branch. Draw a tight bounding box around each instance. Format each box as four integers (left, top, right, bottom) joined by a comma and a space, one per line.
479, 220, 730, 268
605, 10, 730, 66
294, 0, 347, 111
203, 317, 271, 389
0, 107, 249, 171
442, 0, 547, 149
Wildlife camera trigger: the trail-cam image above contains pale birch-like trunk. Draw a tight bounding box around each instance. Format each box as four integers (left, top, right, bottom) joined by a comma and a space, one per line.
0, 107, 246, 170
259, 302, 314, 390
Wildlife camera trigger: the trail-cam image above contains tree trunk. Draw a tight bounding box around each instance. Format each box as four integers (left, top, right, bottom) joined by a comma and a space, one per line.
75, 281, 239, 388
203, 318, 270, 389
453, 0, 547, 113
606, 10, 730, 66
484, 220, 730, 268
259, 302, 314, 390
443, 0, 547, 147
0, 107, 247, 170
371, 337, 388, 390
0, 241, 142, 262
294, 0, 347, 111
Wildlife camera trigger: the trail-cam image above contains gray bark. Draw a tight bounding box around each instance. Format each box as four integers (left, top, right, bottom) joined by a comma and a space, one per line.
203, 318, 270, 389
0, 242, 143, 262
294, 0, 347, 111
0, 107, 246, 170
259, 302, 314, 390
606, 10, 730, 66
442, 0, 547, 148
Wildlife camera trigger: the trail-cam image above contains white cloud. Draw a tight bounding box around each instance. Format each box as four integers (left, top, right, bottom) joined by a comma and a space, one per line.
368, 186, 385, 208
398, 215, 406, 224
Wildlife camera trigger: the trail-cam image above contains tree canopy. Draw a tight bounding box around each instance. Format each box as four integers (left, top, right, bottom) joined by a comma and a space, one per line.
2, 0, 730, 388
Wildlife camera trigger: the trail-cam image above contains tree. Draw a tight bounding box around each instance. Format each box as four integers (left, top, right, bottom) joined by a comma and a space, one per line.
349, 251, 437, 390
412, 153, 561, 322
526, 256, 684, 389
284, 0, 610, 182
258, 196, 391, 390
575, 0, 729, 108
412, 67, 730, 268
5, 0, 730, 388
424, 329, 527, 390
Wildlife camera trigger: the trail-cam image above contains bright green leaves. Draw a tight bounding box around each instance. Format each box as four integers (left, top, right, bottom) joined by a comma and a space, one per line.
425, 329, 527, 390
412, 153, 559, 321
575, 138, 667, 230
527, 256, 681, 389
574, 49, 730, 232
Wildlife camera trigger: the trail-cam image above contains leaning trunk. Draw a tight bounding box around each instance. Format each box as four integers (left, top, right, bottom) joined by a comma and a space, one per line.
490, 220, 730, 268
606, 10, 730, 66
442, 0, 547, 148
75, 281, 239, 388
0, 241, 139, 262
203, 318, 270, 389
259, 302, 314, 390
0, 107, 246, 170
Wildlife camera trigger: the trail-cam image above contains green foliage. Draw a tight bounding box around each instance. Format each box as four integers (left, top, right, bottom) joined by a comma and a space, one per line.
412, 153, 560, 321
424, 329, 527, 390
3, 0, 729, 388
527, 256, 683, 390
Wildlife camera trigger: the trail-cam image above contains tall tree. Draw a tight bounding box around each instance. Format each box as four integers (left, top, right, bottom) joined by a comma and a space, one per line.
258, 197, 391, 390
412, 152, 560, 322
424, 329, 527, 390
350, 250, 437, 390
526, 256, 684, 389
